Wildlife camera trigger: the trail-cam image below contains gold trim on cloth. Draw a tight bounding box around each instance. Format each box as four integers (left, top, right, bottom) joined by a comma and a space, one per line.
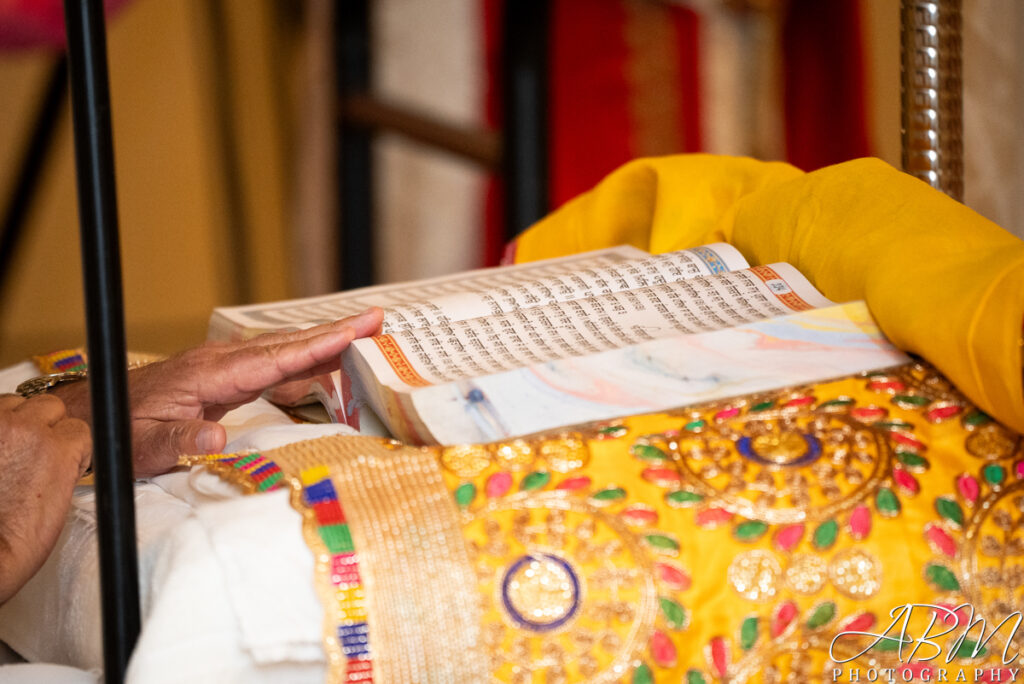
185, 362, 1024, 682
260, 436, 488, 683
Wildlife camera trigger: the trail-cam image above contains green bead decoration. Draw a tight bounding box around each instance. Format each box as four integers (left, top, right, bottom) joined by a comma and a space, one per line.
632, 663, 653, 684
453, 482, 476, 508
733, 520, 769, 543
520, 471, 551, 491
592, 486, 627, 501
892, 394, 928, 407
896, 451, 929, 469
875, 420, 914, 431
870, 636, 904, 652
806, 602, 836, 629
952, 639, 988, 660
983, 464, 1006, 486
812, 520, 839, 550
632, 444, 670, 462
875, 487, 901, 516
645, 534, 680, 553
934, 496, 965, 527
659, 597, 688, 630
925, 563, 961, 591
739, 617, 759, 650
665, 490, 703, 507
963, 411, 992, 427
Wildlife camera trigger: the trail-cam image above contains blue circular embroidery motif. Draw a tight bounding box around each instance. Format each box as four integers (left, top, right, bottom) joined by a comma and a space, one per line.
500, 552, 581, 632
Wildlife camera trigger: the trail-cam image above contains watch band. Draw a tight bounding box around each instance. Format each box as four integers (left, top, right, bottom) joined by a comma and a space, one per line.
16, 370, 89, 398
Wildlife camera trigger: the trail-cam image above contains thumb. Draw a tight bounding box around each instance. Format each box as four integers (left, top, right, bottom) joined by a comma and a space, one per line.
134, 419, 226, 477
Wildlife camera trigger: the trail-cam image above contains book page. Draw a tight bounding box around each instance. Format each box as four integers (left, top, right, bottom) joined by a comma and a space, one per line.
378, 243, 748, 333
352, 263, 833, 389
408, 302, 910, 445
208, 245, 649, 339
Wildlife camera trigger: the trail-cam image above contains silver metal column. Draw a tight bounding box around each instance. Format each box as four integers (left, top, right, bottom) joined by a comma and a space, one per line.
901, 0, 964, 201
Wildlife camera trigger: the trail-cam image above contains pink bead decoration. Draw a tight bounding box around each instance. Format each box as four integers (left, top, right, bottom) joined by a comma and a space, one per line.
771, 601, 798, 637
555, 475, 591, 491
924, 523, 957, 558
784, 396, 814, 408
903, 664, 934, 680
485, 471, 513, 498
331, 553, 361, 586
926, 404, 962, 422
709, 636, 729, 678
714, 407, 740, 422
890, 431, 925, 450
655, 562, 691, 591
848, 504, 872, 540
956, 474, 980, 504
868, 380, 905, 392
774, 524, 804, 552
651, 630, 677, 668
931, 603, 967, 626
621, 506, 659, 526
892, 467, 920, 495
695, 508, 733, 527
642, 467, 682, 486
851, 406, 887, 422
842, 613, 876, 633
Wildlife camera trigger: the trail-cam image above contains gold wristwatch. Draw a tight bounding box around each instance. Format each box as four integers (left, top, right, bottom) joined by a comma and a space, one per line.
16, 370, 89, 398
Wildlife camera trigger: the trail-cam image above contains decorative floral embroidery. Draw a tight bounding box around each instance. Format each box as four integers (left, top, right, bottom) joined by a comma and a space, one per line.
187, 361, 1024, 683
455, 427, 694, 683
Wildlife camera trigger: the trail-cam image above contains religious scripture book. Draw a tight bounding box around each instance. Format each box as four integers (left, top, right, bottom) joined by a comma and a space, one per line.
209, 244, 909, 444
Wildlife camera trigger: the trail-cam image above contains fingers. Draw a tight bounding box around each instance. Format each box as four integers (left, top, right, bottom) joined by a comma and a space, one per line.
133, 419, 226, 478
245, 308, 384, 349
51, 416, 93, 477
335, 307, 384, 339
0, 393, 24, 411
205, 321, 366, 402
263, 377, 319, 407
2, 393, 70, 428
12, 394, 68, 426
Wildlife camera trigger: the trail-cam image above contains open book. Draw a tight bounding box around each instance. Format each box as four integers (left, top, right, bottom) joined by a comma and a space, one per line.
209, 244, 909, 445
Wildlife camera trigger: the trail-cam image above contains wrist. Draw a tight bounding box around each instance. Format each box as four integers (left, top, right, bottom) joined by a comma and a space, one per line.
16, 371, 88, 399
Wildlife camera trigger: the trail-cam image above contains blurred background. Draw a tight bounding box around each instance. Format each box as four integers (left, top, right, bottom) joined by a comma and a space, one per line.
0, 0, 1022, 365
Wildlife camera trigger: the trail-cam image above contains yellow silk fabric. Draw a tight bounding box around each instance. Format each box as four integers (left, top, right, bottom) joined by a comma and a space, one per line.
512, 155, 1024, 435
439, 367, 1022, 682
194, 364, 1023, 682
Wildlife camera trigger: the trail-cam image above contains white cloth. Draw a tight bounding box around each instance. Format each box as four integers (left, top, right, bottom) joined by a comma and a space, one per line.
0, 664, 99, 684
0, 364, 360, 682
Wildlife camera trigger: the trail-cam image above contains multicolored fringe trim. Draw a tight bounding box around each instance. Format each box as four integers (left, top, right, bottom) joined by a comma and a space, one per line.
179, 450, 373, 683
299, 465, 372, 682
33, 348, 88, 374
31, 347, 165, 375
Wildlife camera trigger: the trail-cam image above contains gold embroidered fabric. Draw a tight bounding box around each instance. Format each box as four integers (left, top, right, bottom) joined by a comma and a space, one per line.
191, 362, 1024, 683
188, 437, 487, 683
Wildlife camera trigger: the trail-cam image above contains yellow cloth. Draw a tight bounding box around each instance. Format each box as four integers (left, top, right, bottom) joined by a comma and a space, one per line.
513, 155, 1024, 435
194, 363, 1024, 682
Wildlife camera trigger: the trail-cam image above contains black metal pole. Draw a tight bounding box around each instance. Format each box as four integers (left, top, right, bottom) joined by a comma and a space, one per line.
502, 0, 550, 240
336, 0, 374, 289
62, 1, 140, 681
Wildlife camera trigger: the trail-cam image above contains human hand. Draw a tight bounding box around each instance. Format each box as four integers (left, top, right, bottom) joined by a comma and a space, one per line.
55, 307, 384, 477
0, 394, 91, 604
